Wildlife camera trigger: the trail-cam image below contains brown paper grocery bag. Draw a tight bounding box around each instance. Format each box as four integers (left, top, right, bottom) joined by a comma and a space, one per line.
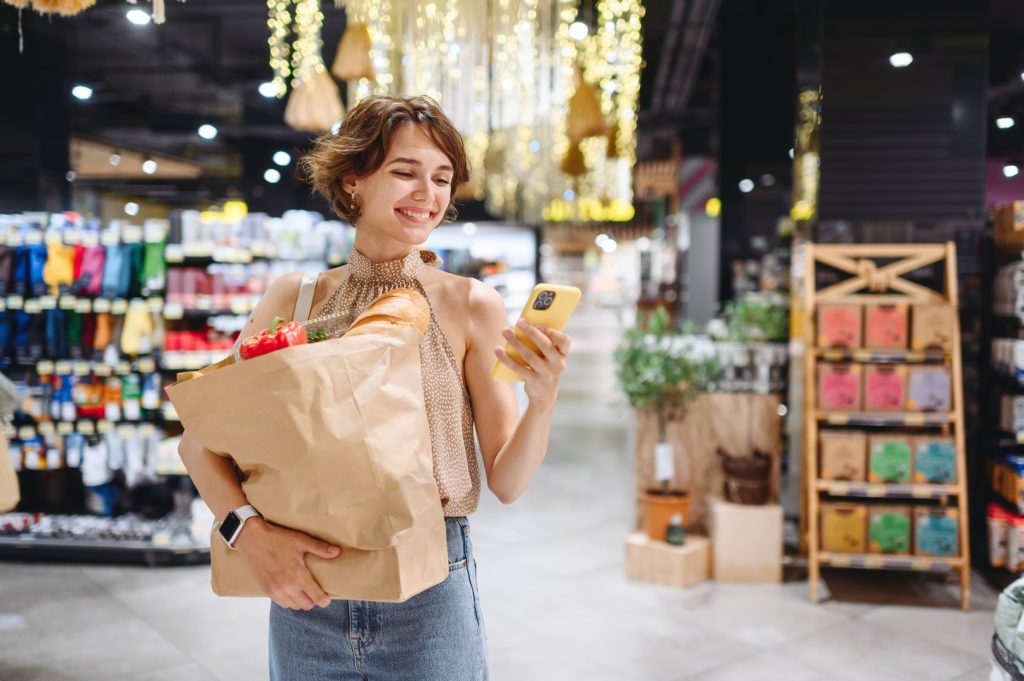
0, 435, 19, 512
166, 326, 447, 603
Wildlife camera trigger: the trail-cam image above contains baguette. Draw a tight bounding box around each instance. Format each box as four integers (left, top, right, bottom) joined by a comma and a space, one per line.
345, 288, 431, 337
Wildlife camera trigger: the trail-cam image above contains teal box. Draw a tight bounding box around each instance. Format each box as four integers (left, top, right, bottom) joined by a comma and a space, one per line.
913, 439, 957, 484
914, 509, 959, 557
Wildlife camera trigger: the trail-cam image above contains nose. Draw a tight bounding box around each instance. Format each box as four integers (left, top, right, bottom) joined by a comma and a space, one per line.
411, 176, 430, 202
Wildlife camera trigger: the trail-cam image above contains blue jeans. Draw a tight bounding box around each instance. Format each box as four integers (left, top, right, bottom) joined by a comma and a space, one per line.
269, 517, 488, 680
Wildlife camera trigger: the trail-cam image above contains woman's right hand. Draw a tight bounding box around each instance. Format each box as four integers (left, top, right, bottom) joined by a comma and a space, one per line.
233, 517, 341, 610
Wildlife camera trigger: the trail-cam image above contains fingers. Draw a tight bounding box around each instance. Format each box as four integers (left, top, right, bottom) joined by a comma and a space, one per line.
542, 328, 572, 356
516, 319, 555, 356
493, 346, 531, 379
297, 573, 331, 609
502, 328, 546, 373
301, 535, 342, 560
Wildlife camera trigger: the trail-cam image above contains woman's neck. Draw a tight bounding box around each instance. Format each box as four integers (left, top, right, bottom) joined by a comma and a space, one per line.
352, 232, 418, 263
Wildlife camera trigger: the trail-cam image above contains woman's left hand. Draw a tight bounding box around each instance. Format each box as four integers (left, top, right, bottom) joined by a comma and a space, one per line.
493, 319, 573, 409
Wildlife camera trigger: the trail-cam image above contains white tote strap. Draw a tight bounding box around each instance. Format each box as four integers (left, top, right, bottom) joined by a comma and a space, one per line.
292, 271, 320, 322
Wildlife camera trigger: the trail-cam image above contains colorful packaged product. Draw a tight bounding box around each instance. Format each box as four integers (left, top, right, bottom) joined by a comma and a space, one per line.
911, 304, 956, 352
906, 367, 951, 412
819, 431, 867, 481
821, 503, 867, 553
914, 507, 959, 557
989, 503, 1010, 568
868, 505, 912, 554
818, 363, 862, 411
863, 365, 907, 411
868, 435, 912, 483
818, 304, 862, 349
865, 304, 908, 349
912, 437, 957, 484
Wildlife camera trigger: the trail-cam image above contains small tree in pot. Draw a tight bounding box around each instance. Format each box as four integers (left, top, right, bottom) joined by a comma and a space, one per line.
614, 308, 720, 540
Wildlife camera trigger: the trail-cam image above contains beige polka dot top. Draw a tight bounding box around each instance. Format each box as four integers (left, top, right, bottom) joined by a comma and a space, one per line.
312, 248, 480, 517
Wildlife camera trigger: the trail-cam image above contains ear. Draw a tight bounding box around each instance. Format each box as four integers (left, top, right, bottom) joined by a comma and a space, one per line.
342, 176, 360, 195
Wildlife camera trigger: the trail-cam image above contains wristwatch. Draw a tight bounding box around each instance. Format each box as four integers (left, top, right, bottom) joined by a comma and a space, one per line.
218, 504, 261, 549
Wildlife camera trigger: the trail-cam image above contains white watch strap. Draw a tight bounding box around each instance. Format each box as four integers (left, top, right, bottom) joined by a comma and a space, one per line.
233, 504, 260, 522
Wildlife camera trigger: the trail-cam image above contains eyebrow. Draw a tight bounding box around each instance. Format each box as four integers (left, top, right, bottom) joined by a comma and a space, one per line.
386, 157, 454, 172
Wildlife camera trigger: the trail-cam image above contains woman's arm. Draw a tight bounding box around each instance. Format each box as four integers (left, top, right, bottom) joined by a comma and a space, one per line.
178, 272, 340, 610
464, 281, 572, 504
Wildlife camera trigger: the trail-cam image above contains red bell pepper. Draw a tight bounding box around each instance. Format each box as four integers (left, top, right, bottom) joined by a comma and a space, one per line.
238, 317, 308, 360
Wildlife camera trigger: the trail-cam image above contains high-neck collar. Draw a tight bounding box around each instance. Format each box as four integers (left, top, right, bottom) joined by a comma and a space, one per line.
348, 248, 442, 282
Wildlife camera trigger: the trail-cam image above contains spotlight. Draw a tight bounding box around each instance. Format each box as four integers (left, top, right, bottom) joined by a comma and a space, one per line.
141, 159, 158, 175
258, 81, 280, 98
197, 124, 218, 140
124, 202, 140, 217
1004, 164, 1020, 178
738, 179, 754, 193
788, 148, 794, 159
264, 168, 282, 184
568, 21, 588, 41
71, 85, 93, 101
109, 152, 121, 166
889, 52, 913, 68
126, 8, 152, 25
273, 151, 292, 166
997, 117, 1016, 130
462, 222, 477, 236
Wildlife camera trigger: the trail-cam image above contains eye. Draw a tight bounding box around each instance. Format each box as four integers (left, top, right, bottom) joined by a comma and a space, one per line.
392, 170, 413, 178
434, 178, 451, 186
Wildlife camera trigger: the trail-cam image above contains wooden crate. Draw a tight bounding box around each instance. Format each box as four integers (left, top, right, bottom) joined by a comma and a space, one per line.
625, 533, 710, 589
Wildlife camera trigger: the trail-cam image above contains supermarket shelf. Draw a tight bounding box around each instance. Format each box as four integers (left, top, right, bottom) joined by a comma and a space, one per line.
817, 552, 962, 573
816, 348, 949, 364
816, 480, 960, 499
816, 411, 955, 427
0, 536, 210, 566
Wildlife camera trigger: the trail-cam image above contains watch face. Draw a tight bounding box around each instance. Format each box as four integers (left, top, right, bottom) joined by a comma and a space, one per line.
219, 512, 241, 542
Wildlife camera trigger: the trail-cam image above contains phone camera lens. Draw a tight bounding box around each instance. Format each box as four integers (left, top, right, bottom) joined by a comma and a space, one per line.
533, 291, 555, 310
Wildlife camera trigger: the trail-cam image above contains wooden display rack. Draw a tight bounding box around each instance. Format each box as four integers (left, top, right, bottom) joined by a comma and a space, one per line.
802, 243, 971, 610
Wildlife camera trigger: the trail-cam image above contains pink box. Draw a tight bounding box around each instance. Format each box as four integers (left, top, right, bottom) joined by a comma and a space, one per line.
818, 304, 862, 349
819, 363, 863, 410
863, 365, 908, 411
865, 304, 908, 349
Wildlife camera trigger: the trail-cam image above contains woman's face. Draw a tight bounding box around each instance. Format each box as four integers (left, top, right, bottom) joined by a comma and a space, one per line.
345, 123, 454, 246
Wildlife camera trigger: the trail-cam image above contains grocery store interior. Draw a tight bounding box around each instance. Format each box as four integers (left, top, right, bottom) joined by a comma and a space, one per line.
2, 0, 1024, 679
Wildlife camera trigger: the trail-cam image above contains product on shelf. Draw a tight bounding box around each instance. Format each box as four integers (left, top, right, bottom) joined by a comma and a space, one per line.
906, 367, 951, 412
820, 502, 867, 553
912, 437, 957, 484
994, 454, 1024, 514
1000, 394, 1024, 433
863, 365, 907, 411
868, 435, 912, 483
911, 304, 956, 352
819, 430, 867, 481
817, 304, 862, 349
864, 304, 908, 349
994, 201, 1024, 251
818, 363, 862, 410
868, 505, 912, 554
989, 503, 1010, 569
1009, 514, 1024, 572
913, 507, 959, 557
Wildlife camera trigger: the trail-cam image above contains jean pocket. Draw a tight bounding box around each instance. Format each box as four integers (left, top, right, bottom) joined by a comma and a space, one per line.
448, 558, 468, 572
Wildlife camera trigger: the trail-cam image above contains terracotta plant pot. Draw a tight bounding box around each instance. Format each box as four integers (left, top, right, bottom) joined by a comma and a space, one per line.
643, 489, 691, 542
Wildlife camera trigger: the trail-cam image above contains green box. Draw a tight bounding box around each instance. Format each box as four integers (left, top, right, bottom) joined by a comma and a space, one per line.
915, 508, 959, 557
869, 437, 912, 483
868, 506, 911, 554
913, 439, 957, 484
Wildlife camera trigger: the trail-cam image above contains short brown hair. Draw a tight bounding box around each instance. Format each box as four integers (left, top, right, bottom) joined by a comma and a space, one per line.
302, 95, 470, 224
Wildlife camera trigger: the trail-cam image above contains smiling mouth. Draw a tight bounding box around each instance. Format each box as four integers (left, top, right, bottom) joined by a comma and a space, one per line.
395, 208, 434, 222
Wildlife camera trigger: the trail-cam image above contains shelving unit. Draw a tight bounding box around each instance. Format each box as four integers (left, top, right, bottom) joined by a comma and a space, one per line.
802, 242, 971, 611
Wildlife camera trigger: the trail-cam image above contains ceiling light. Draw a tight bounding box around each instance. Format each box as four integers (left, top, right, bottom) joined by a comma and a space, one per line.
760, 174, 776, 187
263, 168, 282, 184
1004, 164, 1020, 178
889, 52, 913, 68
197, 124, 218, 140
258, 81, 280, 98
124, 202, 140, 217
636, 237, 651, 251
595, 233, 610, 247
71, 85, 93, 101
568, 21, 589, 41
600, 239, 618, 254
65, 171, 76, 183
738, 179, 755, 193
141, 159, 158, 175
109, 152, 121, 166
273, 151, 291, 166
788, 148, 794, 159
462, 222, 477, 236
1020, 72, 1024, 82
126, 8, 151, 25
997, 117, 1015, 130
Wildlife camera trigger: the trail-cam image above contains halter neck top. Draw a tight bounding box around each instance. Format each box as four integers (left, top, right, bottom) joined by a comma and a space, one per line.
313, 248, 480, 517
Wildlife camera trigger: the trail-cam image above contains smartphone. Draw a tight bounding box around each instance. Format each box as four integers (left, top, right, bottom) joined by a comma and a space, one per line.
491, 283, 582, 381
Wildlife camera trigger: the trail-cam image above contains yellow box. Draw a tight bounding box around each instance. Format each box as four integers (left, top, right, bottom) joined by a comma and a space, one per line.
625, 533, 710, 589
710, 498, 782, 582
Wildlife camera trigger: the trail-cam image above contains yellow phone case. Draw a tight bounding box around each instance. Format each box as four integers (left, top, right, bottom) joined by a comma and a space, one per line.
491, 283, 582, 381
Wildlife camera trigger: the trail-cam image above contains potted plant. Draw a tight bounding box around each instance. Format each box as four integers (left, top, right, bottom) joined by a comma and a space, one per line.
614, 308, 720, 540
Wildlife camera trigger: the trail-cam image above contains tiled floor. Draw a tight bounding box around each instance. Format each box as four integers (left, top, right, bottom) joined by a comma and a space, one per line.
0, 304, 1001, 681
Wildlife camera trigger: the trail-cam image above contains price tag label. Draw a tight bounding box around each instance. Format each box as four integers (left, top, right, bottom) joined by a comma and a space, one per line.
38, 296, 57, 310
195, 296, 213, 310
94, 363, 112, 377
123, 226, 143, 244
65, 229, 81, 245
151, 532, 172, 547
164, 244, 185, 263
163, 302, 184, 320
77, 421, 95, 435
18, 426, 36, 440
59, 296, 77, 310
111, 299, 128, 315
81, 232, 100, 247
23, 300, 40, 315
54, 361, 72, 375
45, 230, 62, 245
911, 485, 933, 498
829, 482, 849, 496
136, 358, 156, 373
76, 299, 92, 314
866, 484, 886, 497
904, 413, 926, 426
139, 424, 157, 437
36, 360, 55, 375
230, 298, 250, 314
830, 554, 852, 567
100, 231, 119, 246
144, 223, 167, 244
37, 421, 55, 436
863, 555, 884, 569
827, 413, 850, 426
72, 361, 90, 376
117, 424, 136, 437
911, 557, 932, 571
117, 361, 132, 375
96, 420, 114, 433
7, 233, 23, 246
146, 297, 164, 312
93, 298, 112, 313
6, 295, 23, 310
57, 422, 74, 435
25, 231, 43, 245
183, 243, 214, 258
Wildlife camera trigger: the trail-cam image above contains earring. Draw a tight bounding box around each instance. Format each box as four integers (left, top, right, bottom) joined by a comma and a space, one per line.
350, 195, 357, 211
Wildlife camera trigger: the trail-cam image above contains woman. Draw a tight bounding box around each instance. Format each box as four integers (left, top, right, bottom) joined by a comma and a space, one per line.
178, 95, 572, 680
